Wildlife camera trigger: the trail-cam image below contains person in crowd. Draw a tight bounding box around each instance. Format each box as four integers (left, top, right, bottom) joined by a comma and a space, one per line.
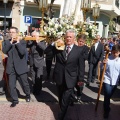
75, 34, 89, 102
102, 44, 120, 119
101, 38, 107, 45
2, 27, 31, 107
47, 29, 84, 120
27, 31, 46, 95
44, 42, 54, 80
0, 31, 3, 40
109, 37, 114, 51
24, 31, 27, 37
87, 35, 104, 86
113, 37, 118, 45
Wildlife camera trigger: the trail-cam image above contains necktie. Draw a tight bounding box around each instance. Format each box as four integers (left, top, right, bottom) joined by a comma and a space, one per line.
66, 46, 71, 59
66, 46, 71, 54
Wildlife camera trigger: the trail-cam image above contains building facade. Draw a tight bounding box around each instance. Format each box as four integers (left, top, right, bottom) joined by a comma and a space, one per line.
88, 0, 120, 38
0, 0, 120, 38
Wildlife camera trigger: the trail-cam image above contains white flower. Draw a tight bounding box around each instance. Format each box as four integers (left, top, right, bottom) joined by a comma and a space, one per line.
48, 21, 54, 26
66, 25, 70, 29
69, 26, 74, 29
44, 32, 47, 35
89, 25, 92, 29
55, 24, 59, 29
43, 14, 98, 40
83, 32, 89, 36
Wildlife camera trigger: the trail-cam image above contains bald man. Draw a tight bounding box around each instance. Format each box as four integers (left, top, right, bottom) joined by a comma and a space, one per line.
27, 31, 46, 95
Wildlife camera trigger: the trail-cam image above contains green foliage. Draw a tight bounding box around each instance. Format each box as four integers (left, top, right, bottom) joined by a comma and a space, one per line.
109, 19, 116, 33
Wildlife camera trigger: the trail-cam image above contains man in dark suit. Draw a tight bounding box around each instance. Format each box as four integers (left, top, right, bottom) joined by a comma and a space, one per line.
87, 35, 104, 86
27, 31, 46, 95
44, 42, 54, 80
76, 34, 90, 101
2, 27, 31, 107
47, 29, 84, 120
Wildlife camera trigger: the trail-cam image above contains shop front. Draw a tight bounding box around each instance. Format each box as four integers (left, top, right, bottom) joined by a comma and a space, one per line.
0, 1, 13, 30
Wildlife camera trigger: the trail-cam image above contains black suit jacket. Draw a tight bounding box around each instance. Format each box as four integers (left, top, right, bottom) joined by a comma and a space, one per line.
2, 39, 29, 75
27, 40, 46, 67
88, 42, 104, 64
79, 45, 89, 79
48, 44, 84, 88
80, 45, 89, 61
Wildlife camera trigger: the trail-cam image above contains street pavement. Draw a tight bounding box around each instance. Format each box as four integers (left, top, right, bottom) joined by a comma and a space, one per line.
0, 59, 120, 120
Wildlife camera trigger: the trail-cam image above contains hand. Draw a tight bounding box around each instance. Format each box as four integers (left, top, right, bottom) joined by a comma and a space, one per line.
36, 37, 39, 43
56, 39, 64, 46
77, 81, 84, 87
103, 59, 108, 64
11, 38, 17, 44
16, 36, 20, 43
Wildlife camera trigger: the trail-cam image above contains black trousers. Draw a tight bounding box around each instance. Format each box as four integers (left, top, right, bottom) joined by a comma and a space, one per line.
8, 67, 30, 103
57, 83, 74, 120
46, 59, 52, 78
87, 63, 98, 82
30, 66, 43, 93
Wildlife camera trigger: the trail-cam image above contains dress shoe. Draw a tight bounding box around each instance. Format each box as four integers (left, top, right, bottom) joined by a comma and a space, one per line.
0, 91, 5, 95
77, 96, 81, 102
26, 97, 31, 102
10, 102, 19, 107
103, 109, 111, 119
86, 82, 90, 86
91, 80, 95, 83
103, 111, 109, 119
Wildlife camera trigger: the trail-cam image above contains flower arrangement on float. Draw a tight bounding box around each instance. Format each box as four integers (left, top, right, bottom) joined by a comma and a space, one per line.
76, 21, 99, 47
43, 15, 98, 47
44, 15, 77, 39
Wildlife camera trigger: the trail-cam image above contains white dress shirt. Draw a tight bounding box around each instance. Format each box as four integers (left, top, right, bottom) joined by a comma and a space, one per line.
104, 55, 120, 85
94, 42, 99, 51
66, 44, 74, 52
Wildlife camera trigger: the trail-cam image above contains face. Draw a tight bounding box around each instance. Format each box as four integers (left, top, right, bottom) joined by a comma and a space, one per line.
110, 38, 113, 42
101, 39, 105, 44
78, 38, 85, 46
96, 35, 100, 39
95, 35, 100, 43
113, 40, 117, 45
65, 32, 75, 45
111, 50, 120, 58
9, 28, 18, 38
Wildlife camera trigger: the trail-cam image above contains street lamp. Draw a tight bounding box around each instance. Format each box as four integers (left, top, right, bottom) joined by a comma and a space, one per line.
39, 0, 48, 33
3, 0, 8, 36
81, 0, 91, 22
92, 3, 100, 25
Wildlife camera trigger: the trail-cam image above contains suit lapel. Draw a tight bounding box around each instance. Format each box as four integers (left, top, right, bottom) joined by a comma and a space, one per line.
91, 45, 95, 53
61, 48, 66, 60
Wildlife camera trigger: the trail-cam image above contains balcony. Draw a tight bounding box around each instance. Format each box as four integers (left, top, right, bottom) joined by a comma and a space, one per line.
91, 0, 120, 16
25, 0, 38, 5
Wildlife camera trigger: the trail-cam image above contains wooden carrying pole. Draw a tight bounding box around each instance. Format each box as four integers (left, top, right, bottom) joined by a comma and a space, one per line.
24, 36, 46, 41
95, 48, 110, 111
0, 40, 10, 94
97, 62, 100, 81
